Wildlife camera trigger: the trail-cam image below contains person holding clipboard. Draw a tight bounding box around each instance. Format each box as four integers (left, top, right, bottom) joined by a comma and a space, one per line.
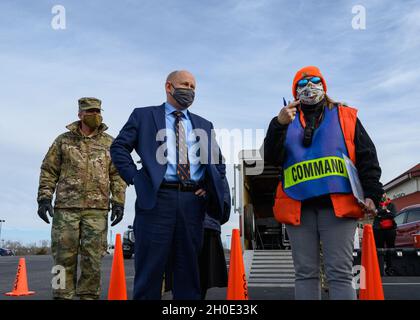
261, 66, 383, 300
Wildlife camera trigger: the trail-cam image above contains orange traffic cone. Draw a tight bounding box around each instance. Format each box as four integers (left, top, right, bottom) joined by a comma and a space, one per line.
108, 233, 127, 300
226, 229, 248, 300
5, 258, 35, 296
359, 224, 384, 300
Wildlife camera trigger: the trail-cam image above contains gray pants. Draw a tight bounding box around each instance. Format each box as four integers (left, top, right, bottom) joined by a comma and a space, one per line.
286, 201, 357, 300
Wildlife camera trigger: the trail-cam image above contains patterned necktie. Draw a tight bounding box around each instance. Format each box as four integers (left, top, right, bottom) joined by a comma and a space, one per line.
173, 111, 190, 181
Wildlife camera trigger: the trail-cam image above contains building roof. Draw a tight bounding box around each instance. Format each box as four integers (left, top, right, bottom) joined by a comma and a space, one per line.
391, 192, 420, 211
384, 163, 420, 191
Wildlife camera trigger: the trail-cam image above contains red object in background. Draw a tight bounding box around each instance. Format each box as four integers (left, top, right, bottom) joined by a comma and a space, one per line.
379, 219, 394, 229
395, 204, 420, 247
384, 163, 420, 211
392, 192, 420, 211
414, 234, 420, 249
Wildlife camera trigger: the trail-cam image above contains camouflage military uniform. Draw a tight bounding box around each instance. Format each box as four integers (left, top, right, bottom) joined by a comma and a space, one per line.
37, 98, 126, 300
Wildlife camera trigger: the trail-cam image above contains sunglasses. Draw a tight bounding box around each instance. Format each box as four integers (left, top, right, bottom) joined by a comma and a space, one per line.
297, 76, 322, 88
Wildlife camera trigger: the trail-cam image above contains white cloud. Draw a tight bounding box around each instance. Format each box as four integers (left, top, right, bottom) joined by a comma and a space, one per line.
0, 0, 419, 244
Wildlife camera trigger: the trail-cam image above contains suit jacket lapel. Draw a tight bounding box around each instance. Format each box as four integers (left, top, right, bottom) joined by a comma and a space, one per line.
152, 103, 166, 144
188, 110, 199, 130
188, 111, 212, 166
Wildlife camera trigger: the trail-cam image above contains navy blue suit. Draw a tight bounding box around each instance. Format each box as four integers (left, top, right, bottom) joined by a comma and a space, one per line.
110, 103, 228, 299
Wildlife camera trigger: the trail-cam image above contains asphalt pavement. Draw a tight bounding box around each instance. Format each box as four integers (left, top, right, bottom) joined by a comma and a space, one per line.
0, 255, 420, 300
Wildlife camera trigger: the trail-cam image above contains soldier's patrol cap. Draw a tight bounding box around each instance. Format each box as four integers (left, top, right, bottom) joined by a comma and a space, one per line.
78, 97, 102, 111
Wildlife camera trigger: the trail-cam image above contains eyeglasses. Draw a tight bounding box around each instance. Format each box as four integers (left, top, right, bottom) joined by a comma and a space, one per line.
297, 77, 322, 88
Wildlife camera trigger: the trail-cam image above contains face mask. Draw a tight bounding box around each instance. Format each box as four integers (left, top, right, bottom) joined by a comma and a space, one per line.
82, 114, 103, 130
170, 83, 195, 109
296, 81, 325, 105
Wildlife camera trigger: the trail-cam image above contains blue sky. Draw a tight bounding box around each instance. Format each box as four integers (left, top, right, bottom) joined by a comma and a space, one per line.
0, 0, 419, 246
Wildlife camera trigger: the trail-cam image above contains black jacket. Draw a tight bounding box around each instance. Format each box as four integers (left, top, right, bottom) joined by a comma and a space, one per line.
261, 103, 384, 206
373, 203, 397, 230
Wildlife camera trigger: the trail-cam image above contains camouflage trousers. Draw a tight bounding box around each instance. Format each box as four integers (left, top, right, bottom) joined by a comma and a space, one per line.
51, 208, 108, 300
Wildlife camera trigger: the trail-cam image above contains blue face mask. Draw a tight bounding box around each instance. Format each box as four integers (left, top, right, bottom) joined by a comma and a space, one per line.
170, 83, 195, 109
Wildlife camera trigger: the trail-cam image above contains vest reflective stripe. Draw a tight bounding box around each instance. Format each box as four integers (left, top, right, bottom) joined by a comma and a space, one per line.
284, 156, 348, 188
283, 106, 352, 201
273, 105, 364, 225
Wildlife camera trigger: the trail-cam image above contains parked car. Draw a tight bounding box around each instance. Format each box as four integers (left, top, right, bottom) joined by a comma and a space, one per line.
395, 204, 420, 247
0, 248, 14, 256
122, 225, 135, 259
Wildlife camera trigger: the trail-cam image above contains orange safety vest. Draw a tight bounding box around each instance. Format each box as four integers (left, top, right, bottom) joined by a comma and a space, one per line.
273, 105, 364, 225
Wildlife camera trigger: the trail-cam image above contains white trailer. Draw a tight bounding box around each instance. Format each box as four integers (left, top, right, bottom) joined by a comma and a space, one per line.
232, 149, 294, 287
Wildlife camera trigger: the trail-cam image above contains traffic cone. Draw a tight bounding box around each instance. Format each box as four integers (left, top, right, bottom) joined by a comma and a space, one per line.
359, 224, 384, 300
226, 229, 248, 300
108, 233, 127, 300
5, 258, 35, 296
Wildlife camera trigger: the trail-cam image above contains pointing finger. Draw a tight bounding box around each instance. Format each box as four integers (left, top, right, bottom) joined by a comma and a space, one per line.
287, 100, 300, 109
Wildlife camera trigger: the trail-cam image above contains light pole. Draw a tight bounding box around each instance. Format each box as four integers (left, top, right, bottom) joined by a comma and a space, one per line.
0, 219, 5, 247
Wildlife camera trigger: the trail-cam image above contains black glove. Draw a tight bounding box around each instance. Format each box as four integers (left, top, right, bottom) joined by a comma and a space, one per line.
110, 204, 124, 226
37, 199, 54, 224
